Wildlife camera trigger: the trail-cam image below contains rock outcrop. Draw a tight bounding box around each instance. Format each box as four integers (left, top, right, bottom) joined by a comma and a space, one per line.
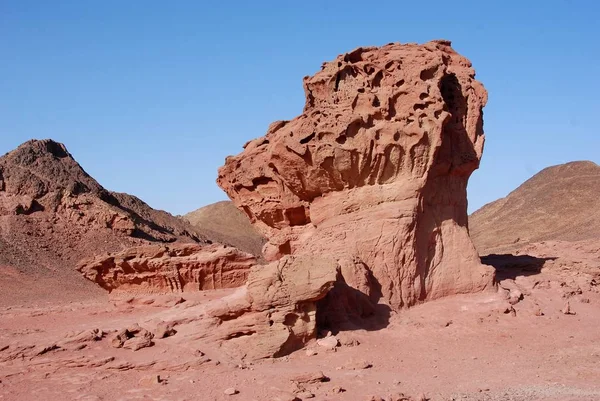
77, 243, 256, 294
218, 40, 494, 311
187, 255, 338, 359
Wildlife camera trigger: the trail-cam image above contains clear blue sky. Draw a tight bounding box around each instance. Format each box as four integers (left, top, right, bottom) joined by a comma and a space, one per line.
1, 1, 599, 215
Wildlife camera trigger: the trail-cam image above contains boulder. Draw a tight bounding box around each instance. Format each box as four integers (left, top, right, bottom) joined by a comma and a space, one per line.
110, 324, 154, 351
204, 255, 338, 359
217, 40, 494, 311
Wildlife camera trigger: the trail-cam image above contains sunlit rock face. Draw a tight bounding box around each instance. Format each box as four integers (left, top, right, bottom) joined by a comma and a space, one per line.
218, 40, 494, 312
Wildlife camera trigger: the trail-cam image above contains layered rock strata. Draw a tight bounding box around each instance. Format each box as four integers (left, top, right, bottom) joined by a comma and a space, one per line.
78, 244, 256, 294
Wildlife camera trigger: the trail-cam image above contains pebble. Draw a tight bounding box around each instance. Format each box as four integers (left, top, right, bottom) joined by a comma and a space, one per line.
332, 386, 345, 393
562, 301, 576, 315
224, 387, 238, 395
316, 336, 339, 349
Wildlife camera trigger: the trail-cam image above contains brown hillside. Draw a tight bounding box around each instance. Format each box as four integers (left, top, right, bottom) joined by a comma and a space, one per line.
469, 161, 600, 254
0, 139, 209, 305
183, 201, 265, 258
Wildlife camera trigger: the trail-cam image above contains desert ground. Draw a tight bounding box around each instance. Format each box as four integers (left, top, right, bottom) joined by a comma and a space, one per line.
2, 250, 599, 401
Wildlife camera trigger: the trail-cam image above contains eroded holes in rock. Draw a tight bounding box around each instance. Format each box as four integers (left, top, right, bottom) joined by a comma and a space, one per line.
372, 96, 380, 107
334, 72, 341, 92
364, 65, 375, 75
357, 87, 365, 93
278, 241, 291, 255
419, 93, 429, 100
375, 132, 380, 140
317, 132, 330, 140
394, 79, 405, 87
413, 103, 427, 111
372, 70, 384, 87
302, 147, 313, 166
262, 208, 285, 228
283, 313, 299, 327
440, 73, 460, 112
268, 163, 280, 175
299, 132, 316, 144
384, 60, 395, 71
345, 119, 362, 138
420, 66, 438, 81
336, 135, 347, 144
285, 206, 308, 226
252, 176, 274, 187
393, 132, 400, 141
268, 320, 274, 327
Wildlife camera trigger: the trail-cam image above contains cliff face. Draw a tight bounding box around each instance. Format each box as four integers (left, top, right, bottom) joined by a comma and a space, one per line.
218, 40, 494, 310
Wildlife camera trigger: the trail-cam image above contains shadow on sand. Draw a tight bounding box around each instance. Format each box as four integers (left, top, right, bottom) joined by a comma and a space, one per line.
481, 254, 557, 281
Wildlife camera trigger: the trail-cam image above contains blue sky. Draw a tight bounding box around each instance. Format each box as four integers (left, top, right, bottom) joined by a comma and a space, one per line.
1, 1, 599, 215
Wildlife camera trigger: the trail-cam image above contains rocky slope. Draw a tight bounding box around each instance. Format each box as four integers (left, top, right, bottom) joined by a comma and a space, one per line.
218, 40, 494, 313
183, 201, 265, 258
0, 139, 210, 305
469, 161, 600, 255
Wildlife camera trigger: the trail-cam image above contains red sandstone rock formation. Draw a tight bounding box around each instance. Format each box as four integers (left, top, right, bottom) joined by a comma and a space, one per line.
77, 243, 256, 294
217, 40, 494, 312
176, 255, 338, 359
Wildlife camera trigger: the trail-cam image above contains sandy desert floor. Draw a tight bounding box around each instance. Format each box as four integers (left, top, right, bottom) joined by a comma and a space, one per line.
2, 250, 600, 401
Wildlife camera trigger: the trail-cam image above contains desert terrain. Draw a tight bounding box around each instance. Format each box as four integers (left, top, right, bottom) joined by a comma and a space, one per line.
1, 40, 599, 401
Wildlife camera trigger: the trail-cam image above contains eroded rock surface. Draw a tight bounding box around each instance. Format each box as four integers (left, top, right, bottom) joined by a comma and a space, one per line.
202, 255, 338, 359
78, 243, 256, 294
218, 40, 494, 311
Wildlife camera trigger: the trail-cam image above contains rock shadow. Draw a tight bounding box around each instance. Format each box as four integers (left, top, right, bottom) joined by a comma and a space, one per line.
315, 269, 391, 335
481, 254, 557, 281
415, 73, 485, 299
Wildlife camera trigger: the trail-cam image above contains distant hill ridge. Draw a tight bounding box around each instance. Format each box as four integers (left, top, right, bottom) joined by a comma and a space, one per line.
183, 201, 265, 258
469, 161, 600, 254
